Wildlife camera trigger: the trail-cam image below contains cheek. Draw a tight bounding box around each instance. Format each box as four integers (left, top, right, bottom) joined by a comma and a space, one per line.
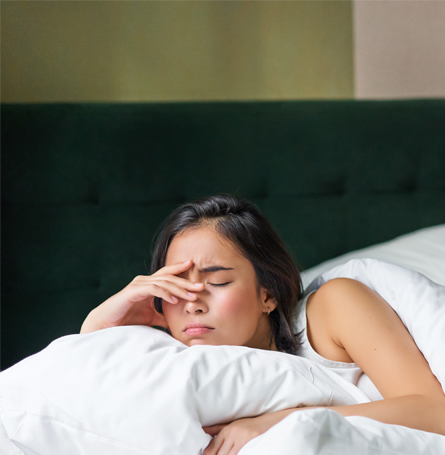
215, 286, 259, 318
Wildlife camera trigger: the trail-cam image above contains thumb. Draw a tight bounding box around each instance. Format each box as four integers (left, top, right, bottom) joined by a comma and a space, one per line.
202, 424, 228, 436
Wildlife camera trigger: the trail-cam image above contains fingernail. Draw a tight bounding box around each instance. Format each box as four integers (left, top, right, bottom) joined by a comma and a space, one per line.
171, 296, 178, 303
194, 282, 203, 287
187, 292, 196, 297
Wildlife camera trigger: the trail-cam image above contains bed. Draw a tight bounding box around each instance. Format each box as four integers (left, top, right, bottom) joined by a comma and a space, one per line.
1, 100, 445, 454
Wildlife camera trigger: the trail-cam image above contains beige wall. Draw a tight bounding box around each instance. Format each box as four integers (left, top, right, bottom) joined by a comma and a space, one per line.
354, 1, 445, 99
1, 1, 354, 103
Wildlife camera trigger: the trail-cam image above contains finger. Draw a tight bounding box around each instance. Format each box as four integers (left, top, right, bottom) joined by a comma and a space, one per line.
131, 283, 179, 305
140, 275, 204, 296
217, 441, 235, 455
131, 274, 204, 292
162, 274, 205, 292
153, 260, 193, 276
203, 434, 225, 455
141, 261, 205, 292
227, 444, 240, 455
125, 280, 183, 304
203, 424, 227, 436
141, 280, 194, 303
149, 279, 203, 302
124, 281, 195, 306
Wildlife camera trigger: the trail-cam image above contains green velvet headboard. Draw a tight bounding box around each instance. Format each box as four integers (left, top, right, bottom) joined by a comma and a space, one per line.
2, 100, 445, 370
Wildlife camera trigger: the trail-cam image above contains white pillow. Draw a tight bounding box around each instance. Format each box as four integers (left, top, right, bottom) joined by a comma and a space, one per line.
0, 326, 369, 455
301, 224, 445, 288
304, 259, 445, 395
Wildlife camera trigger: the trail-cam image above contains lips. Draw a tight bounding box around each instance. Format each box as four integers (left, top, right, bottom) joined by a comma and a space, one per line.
183, 323, 214, 335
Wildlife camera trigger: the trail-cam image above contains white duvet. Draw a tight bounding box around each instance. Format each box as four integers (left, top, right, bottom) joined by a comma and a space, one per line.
1, 259, 445, 455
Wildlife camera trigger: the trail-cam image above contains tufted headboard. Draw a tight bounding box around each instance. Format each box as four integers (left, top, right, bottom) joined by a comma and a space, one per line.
2, 100, 445, 370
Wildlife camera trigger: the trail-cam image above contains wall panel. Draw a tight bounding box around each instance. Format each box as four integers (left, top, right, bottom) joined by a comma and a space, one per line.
2, 1, 354, 102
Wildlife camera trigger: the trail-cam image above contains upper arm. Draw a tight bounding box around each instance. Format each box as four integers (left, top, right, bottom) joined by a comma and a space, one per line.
310, 278, 444, 400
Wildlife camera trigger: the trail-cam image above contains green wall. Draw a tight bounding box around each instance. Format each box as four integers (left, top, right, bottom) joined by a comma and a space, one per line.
1, 1, 354, 102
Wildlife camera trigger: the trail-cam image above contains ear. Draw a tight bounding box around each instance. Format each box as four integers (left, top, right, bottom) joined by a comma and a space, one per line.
260, 288, 277, 314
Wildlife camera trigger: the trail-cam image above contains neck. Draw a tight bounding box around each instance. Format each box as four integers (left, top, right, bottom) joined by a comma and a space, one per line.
246, 314, 277, 351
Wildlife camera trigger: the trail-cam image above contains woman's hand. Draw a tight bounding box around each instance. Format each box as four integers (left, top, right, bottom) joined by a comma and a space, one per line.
80, 260, 204, 333
202, 419, 261, 455
202, 412, 290, 455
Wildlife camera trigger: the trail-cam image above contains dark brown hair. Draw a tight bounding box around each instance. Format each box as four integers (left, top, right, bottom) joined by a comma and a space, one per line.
151, 194, 303, 355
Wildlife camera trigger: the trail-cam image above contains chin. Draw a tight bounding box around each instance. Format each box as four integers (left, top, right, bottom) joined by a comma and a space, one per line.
187, 339, 213, 346
184, 338, 220, 346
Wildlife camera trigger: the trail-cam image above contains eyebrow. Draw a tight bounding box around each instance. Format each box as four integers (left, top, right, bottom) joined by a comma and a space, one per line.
198, 266, 234, 273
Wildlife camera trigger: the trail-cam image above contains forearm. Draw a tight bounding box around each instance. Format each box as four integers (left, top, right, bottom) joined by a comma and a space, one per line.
80, 308, 105, 334
328, 395, 445, 435
264, 395, 445, 436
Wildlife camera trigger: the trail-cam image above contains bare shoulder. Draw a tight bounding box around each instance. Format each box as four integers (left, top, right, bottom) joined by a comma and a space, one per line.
305, 278, 375, 363
310, 277, 378, 305
308, 278, 391, 325
308, 277, 400, 350
308, 278, 444, 399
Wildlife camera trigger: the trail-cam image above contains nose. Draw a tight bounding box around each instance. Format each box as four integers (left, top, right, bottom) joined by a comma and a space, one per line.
184, 295, 209, 314
180, 267, 208, 313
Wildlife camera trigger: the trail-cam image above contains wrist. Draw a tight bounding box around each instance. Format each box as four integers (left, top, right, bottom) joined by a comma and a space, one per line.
257, 407, 301, 430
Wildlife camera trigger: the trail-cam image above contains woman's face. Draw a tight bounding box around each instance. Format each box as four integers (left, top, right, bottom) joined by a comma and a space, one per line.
162, 226, 277, 350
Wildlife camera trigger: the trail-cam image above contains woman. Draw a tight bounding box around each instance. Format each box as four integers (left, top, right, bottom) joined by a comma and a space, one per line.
81, 194, 445, 455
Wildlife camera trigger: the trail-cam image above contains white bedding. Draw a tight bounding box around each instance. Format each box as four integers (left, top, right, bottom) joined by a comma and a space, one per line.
1, 259, 445, 455
301, 224, 445, 288
240, 407, 444, 455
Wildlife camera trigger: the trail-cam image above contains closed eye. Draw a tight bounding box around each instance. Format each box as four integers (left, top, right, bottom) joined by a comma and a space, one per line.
209, 282, 231, 287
